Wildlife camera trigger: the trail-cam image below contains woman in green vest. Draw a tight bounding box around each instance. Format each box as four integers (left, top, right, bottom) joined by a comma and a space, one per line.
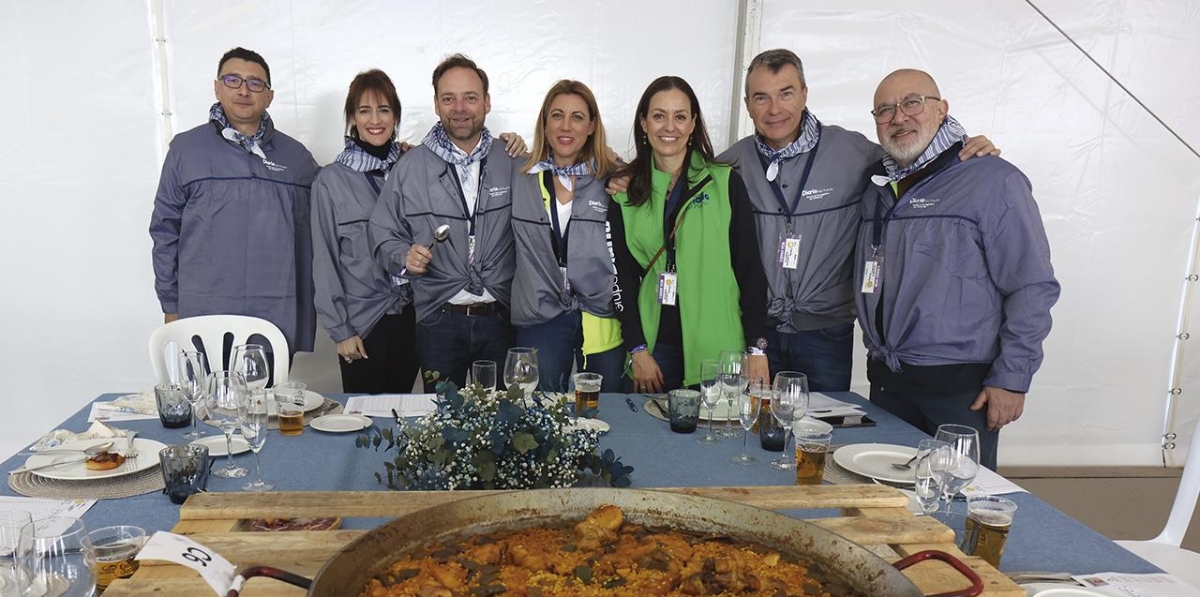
608, 76, 770, 393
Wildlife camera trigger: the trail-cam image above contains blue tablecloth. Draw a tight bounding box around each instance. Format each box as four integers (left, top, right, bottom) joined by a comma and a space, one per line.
0, 391, 1158, 574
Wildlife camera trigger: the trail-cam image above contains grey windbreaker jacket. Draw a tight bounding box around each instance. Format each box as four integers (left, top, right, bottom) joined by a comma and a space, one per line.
510, 171, 617, 327
720, 123, 883, 331
854, 151, 1060, 393
368, 144, 516, 322
311, 162, 409, 344
149, 120, 320, 352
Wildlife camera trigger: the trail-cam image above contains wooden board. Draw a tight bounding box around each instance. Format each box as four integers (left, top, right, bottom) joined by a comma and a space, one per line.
105, 486, 1023, 597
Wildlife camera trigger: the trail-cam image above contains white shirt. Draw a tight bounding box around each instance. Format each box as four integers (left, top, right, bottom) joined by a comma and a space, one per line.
446, 141, 496, 305
555, 199, 573, 233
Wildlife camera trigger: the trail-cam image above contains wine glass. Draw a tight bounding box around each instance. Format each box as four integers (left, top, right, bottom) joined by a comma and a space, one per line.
697, 360, 722, 445
914, 439, 948, 514
932, 424, 981, 509
0, 510, 32, 594
717, 350, 747, 437
239, 389, 273, 491
231, 344, 269, 391
204, 370, 248, 479
503, 348, 539, 400
730, 390, 762, 465
178, 350, 209, 439
769, 371, 809, 470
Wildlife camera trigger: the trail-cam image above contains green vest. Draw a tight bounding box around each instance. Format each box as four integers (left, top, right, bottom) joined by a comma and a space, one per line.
614, 154, 745, 386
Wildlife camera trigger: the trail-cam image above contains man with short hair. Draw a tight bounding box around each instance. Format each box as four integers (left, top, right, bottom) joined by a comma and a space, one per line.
150, 47, 320, 357
719, 49, 995, 391
369, 54, 516, 390
856, 69, 1059, 469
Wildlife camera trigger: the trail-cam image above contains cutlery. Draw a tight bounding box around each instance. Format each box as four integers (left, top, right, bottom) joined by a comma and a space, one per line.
10, 456, 89, 475
890, 454, 918, 470
17, 441, 115, 457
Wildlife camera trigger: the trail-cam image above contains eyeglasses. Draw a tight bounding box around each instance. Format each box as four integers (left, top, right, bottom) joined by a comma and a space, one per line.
871, 94, 940, 124
219, 74, 270, 93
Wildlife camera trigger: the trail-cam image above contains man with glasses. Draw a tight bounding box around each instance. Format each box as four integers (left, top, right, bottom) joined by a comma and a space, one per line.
718, 49, 996, 391
855, 69, 1059, 469
150, 47, 320, 358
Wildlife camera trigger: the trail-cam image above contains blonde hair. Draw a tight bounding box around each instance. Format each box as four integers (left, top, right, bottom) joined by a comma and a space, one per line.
524, 80, 615, 178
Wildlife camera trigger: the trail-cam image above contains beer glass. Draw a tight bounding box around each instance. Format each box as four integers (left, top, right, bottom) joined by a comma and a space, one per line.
572, 372, 602, 417
0, 511, 31, 597
273, 382, 307, 436
471, 360, 497, 392
16, 517, 94, 597
965, 495, 1018, 567
794, 431, 832, 485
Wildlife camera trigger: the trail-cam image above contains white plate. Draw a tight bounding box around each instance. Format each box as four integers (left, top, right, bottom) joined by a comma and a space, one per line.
24, 438, 167, 481
309, 414, 372, 433
566, 418, 610, 434
831, 443, 918, 484
190, 434, 249, 457
266, 390, 326, 415
1022, 584, 1108, 597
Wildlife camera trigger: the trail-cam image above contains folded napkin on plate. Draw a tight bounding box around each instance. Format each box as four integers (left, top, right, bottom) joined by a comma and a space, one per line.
93, 391, 158, 415
29, 421, 131, 451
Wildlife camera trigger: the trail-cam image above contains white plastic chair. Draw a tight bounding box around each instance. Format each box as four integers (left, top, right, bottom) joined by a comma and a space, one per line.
148, 315, 289, 385
1116, 419, 1200, 588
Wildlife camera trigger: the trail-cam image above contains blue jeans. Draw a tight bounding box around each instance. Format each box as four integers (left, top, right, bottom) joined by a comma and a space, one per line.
516, 311, 627, 393
869, 385, 999, 471
649, 343, 686, 391
415, 307, 514, 392
767, 322, 854, 392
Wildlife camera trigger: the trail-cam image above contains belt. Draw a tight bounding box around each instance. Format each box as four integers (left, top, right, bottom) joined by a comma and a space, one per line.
440, 302, 498, 316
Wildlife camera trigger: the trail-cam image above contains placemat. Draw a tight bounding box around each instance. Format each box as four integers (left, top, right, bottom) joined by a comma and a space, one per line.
8, 465, 164, 499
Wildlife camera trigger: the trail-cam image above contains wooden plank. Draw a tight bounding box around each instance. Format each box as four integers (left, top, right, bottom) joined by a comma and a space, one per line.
179, 485, 908, 520
106, 577, 304, 597
811, 514, 955, 546
892, 546, 1026, 597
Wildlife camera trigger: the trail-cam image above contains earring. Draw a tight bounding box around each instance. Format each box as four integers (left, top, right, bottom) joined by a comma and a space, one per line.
642, 133, 649, 145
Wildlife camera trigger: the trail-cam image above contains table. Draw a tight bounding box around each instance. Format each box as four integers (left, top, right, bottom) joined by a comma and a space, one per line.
0, 391, 1159, 575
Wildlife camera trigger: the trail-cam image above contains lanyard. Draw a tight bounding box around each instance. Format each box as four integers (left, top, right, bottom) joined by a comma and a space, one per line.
542, 172, 569, 267
871, 187, 903, 249
363, 171, 383, 195
446, 159, 487, 235
662, 176, 689, 272
757, 124, 822, 229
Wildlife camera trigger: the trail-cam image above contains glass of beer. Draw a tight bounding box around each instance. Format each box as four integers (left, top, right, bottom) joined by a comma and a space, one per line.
794, 431, 832, 485
85, 525, 145, 592
964, 495, 1018, 567
274, 382, 306, 436
572, 372, 602, 418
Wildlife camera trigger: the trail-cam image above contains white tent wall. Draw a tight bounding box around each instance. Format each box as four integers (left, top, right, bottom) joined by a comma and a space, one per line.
0, 0, 1196, 467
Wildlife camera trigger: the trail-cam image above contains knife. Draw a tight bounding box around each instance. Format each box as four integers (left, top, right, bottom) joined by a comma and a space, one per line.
10, 456, 87, 475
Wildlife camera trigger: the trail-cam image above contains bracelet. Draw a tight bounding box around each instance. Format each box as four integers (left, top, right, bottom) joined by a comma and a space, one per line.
630, 344, 648, 354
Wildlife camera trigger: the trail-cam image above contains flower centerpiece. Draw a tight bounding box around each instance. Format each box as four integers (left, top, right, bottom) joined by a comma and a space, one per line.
357, 381, 633, 490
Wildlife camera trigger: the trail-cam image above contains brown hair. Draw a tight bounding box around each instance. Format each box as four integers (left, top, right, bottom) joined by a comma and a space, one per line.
343, 69, 402, 140
616, 76, 717, 207
523, 80, 616, 179
432, 54, 489, 96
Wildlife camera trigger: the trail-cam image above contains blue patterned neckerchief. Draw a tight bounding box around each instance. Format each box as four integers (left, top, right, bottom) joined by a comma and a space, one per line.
334, 137, 400, 175
209, 102, 270, 160
421, 123, 493, 184
526, 158, 592, 192
880, 115, 968, 182
754, 110, 821, 182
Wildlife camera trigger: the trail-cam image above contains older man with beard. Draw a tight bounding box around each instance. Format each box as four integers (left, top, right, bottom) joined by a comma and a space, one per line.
855, 69, 1059, 470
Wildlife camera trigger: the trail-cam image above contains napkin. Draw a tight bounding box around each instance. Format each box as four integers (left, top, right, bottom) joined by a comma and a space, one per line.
93, 391, 158, 415
29, 421, 130, 451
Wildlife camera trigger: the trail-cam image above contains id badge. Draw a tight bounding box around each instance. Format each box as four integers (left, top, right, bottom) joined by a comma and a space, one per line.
778, 234, 802, 270
389, 273, 409, 288
658, 271, 678, 306
861, 257, 881, 294
560, 266, 571, 294
468, 234, 477, 262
